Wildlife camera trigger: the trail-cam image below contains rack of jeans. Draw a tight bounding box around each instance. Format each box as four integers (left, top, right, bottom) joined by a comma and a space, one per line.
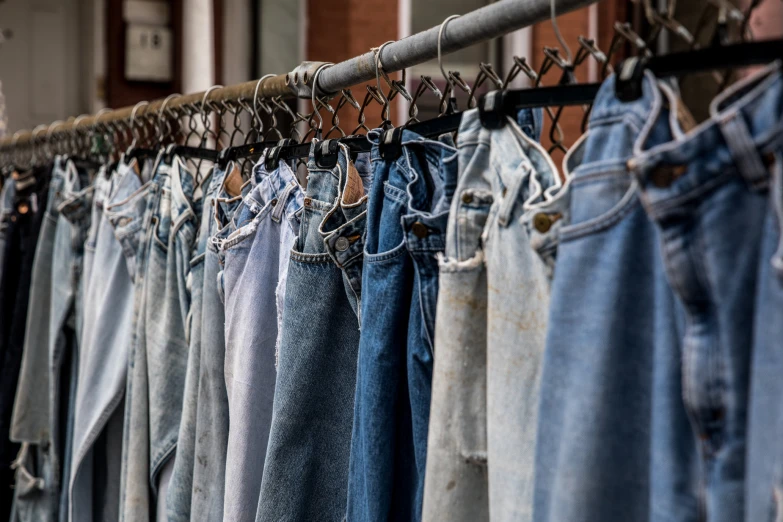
1, 0, 783, 520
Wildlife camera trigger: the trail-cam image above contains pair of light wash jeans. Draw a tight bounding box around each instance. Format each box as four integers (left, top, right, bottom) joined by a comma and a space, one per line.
421, 108, 557, 522
256, 143, 371, 522
165, 162, 235, 522
119, 155, 199, 522
534, 63, 783, 522
213, 159, 303, 522
630, 62, 783, 522
346, 129, 456, 522
69, 159, 152, 522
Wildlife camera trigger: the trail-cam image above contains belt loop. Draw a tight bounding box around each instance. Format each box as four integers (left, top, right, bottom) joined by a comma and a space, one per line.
718, 112, 768, 190
272, 182, 296, 223
497, 165, 527, 227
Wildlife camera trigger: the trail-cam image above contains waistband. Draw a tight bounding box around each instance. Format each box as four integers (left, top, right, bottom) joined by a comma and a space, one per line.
630, 61, 783, 214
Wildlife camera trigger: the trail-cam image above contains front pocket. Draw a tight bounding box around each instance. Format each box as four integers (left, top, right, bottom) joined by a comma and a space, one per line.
151, 216, 169, 252
559, 173, 639, 241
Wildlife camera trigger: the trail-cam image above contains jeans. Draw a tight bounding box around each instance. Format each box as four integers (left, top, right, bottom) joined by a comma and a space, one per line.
217, 159, 302, 522
119, 156, 198, 522
3, 166, 52, 521
534, 72, 694, 522
421, 125, 494, 522
632, 63, 783, 522
70, 161, 140, 522
347, 130, 457, 522
256, 143, 366, 522
166, 163, 234, 522
746, 68, 783, 522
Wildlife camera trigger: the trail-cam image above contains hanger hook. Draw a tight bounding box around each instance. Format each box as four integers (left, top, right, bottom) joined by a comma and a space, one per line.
157, 93, 181, 144
253, 74, 276, 126
129, 101, 149, 149
550, 0, 573, 64
438, 15, 460, 90
311, 63, 334, 135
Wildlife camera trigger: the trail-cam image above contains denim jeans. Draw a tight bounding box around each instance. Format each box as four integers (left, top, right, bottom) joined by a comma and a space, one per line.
217, 159, 303, 522
166, 163, 234, 522
319, 146, 373, 321
746, 66, 783, 522
534, 72, 694, 522
347, 130, 456, 522
119, 156, 198, 522
256, 143, 365, 522
632, 63, 783, 522
422, 126, 493, 522
70, 161, 141, 522
4, 165, 54, 522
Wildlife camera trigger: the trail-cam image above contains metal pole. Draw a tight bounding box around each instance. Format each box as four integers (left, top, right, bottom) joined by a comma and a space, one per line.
316, 0, 596, 95
0, 0, 598, 149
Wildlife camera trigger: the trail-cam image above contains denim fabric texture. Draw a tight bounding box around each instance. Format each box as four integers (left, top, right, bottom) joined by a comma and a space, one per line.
318, 144, 373, 321
476, 108, 558, 521
631, 63, 783, 522
422, 120, 494, 522
534, 72, 695, 522
70, 161, 141, 522
746, 64, 783, 522
119, 155, 198, 522
5, 165, 55, 522
166, 163, 234, 522
256, 142, 364, 522
347, 129, 456, 522
219, 159, 302, 522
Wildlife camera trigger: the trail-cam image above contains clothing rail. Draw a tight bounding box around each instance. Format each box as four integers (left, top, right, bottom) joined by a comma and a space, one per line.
0, 0, 598, 150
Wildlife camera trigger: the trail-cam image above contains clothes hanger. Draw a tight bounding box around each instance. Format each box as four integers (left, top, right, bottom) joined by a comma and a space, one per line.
125, 101, 158, 161
164, 87, 221, 164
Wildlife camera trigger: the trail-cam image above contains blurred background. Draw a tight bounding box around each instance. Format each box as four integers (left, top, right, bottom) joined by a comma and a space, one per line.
0, 0, 780, 161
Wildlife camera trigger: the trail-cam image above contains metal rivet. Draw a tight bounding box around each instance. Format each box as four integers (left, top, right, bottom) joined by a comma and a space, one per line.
335, 236, 350, 251
461, 192, 473, 204
763, 152, 776, 170
303, 196, 312, 207
17, 202, 29, 215
270, 198, 278, 207
651, 164, 686, 188
411, 222, 429, 238
533, 213, 552, 233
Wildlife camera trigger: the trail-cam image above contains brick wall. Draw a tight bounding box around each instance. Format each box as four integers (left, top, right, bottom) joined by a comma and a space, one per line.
306, 0, 624, 151
306, 0, 398, 131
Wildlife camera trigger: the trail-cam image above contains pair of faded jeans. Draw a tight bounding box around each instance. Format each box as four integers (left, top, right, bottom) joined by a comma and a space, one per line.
166, 163, 233, 522
347, 130, 456, 522
534, 72, 699, 522
630, 63, 783, 522
70, 160, 144, 522
421, 109, 557, 522
257, 143, 370, 522
119, 156, 198, 522
217, 159, 302, 522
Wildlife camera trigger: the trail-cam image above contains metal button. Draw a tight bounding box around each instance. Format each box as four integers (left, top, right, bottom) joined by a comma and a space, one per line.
270, 198, 278, 207
650, 164, 686, 188
335, 236, 350, 251
533, 213, 552, 233
763, 152, 776, 170
17, 202, 29, 215
461, 192, 473, 204
303, 196, 312, 207
411, 222, 429, 238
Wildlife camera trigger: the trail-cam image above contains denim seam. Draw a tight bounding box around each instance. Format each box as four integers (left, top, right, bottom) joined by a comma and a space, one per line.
643, 171, 736, 220
383, 181, 408, 204
222, 204, 274, 251
570, 167, 628, 183
289, 250, 333, 263
189, 251, 207, 267
171, 208, 195, 239
151, 218, 168, 252
364, 241, 408, 264
559, 181, 640, 241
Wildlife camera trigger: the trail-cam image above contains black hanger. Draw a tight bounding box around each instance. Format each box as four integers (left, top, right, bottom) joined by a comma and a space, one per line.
164, 143, 220, 163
